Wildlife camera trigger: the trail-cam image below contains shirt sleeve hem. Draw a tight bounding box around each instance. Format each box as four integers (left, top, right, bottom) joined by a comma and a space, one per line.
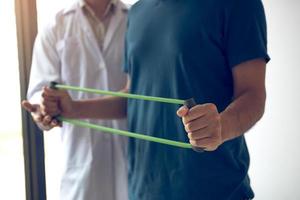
229, 53, 270, 69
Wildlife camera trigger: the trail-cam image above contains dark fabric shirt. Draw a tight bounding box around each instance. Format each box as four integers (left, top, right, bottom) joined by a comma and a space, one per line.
123, 0, 270, 199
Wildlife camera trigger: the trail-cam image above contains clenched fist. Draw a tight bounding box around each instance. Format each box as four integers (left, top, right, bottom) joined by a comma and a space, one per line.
177, 103, 223, 151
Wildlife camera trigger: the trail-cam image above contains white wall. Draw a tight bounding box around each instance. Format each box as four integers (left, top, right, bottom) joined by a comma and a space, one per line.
247, 0, 300, 199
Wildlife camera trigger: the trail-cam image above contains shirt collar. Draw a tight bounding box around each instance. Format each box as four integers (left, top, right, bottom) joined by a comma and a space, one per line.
79, 0, 117, 17
63, 0, 124, 16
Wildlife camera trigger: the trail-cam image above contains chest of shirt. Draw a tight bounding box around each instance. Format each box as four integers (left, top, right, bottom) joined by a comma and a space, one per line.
127, 0, 226, 58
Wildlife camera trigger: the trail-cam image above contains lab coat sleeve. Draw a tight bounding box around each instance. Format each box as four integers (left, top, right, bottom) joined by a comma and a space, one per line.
27, 24, 61, 104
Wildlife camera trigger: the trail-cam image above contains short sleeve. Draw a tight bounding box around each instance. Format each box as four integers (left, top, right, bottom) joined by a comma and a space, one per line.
225, 0, 270, 68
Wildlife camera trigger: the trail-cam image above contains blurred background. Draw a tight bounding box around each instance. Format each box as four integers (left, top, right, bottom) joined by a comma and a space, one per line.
0, 0, 299, 199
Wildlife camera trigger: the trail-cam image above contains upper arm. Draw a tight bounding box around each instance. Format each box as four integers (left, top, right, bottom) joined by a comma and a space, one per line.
27, 27, 60, 103
232, 59, 266, 100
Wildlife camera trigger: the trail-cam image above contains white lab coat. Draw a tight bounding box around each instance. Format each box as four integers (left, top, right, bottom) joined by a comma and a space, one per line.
27, 1, 128, 200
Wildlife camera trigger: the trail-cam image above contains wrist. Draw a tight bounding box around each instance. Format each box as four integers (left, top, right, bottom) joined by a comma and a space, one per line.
64, 100, 80, 118
220, 110, 241, 142
220, 112, 233, 143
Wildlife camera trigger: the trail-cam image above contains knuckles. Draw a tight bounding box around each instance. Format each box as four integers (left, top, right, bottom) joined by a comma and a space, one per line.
43, 107, 51, 114
205, 103, 217, 112
182, 103, 223, 151
184, 123, 193, 132
187, 132, 197, 140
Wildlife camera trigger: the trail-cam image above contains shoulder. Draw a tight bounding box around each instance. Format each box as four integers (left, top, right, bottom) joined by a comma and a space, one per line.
127, 0, 148, 14
42, 2, 80, 29
229, 0, 265, 11
37, 2, 80, 43
115, 0, 130, 18
39, 2, 80, 37
130, 0, 146, 9
221, 0, 266, 25
117, 0, 130, 13
220, 0, 265, 13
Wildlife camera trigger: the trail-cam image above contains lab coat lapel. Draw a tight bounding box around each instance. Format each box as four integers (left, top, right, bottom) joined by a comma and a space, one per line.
78, 4, 105, 54
103, 2, 125, 52
77, 5, 107, 70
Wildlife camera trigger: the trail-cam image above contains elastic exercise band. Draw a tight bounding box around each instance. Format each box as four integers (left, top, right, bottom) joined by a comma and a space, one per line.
54, 83, 185, 105
58, 116, 192, 149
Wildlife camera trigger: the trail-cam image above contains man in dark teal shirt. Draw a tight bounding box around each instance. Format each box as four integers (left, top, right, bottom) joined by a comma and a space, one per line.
37, 0, 270, 199
122, 0, 269, 199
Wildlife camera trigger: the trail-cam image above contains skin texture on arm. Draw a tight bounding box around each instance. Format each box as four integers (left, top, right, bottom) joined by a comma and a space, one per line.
220, 59, 266, 142
177, 59, 266, 151
41, 77, 130, 120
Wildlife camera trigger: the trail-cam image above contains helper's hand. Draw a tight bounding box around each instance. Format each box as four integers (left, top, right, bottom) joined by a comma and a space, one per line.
41, 87, 74, 118
21, 100, 60, 131
177, 103, 223, 151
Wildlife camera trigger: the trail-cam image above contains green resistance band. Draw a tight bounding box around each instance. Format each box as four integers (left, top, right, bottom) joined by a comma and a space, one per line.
50, 82, 204, 151
53, 83, 185, 105
57, 116, 192, 149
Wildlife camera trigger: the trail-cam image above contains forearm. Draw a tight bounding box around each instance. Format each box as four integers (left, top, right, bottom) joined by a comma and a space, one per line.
220, 90, 266, 142
68, 90, 128, 119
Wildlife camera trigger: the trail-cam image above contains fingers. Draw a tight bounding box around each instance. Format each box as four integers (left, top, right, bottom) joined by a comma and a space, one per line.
41, 115, 59, 127
187, 121, 221, 140
22, 100, 38, 113
37, 115, 61, 131
22, 100, 44, 123
181, 103, 218, 131
51, 119, 62, 127
31, 113, 52, 130
41, 86, 66, 116
41, 98, 60, 116
31, 112, 43, 123
184, 113, 211, 133
21, 99, 61, 131
42, 86, 68, 99
41, 86, 73, 117
42, 115, 52, 126
182, 103, 217, 124
177, 102, 223, 151
176, 106, 189, 117
187, 125, 213, 140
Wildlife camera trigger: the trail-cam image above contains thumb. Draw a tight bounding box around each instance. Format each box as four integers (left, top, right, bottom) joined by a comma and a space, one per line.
176, 106, 189, 117
22, 100, 38, 113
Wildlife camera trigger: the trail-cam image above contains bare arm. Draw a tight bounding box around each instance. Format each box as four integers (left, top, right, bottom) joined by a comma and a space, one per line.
42, 77, 131, 120
220, 59, 266, 142
177, 59, 266, 150
70, 80, 130, 119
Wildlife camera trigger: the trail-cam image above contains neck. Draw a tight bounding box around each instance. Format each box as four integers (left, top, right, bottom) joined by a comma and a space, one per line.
85, 0, 111, 19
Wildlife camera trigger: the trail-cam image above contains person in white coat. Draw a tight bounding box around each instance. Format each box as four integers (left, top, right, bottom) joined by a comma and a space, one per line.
22, 0, 128, 199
